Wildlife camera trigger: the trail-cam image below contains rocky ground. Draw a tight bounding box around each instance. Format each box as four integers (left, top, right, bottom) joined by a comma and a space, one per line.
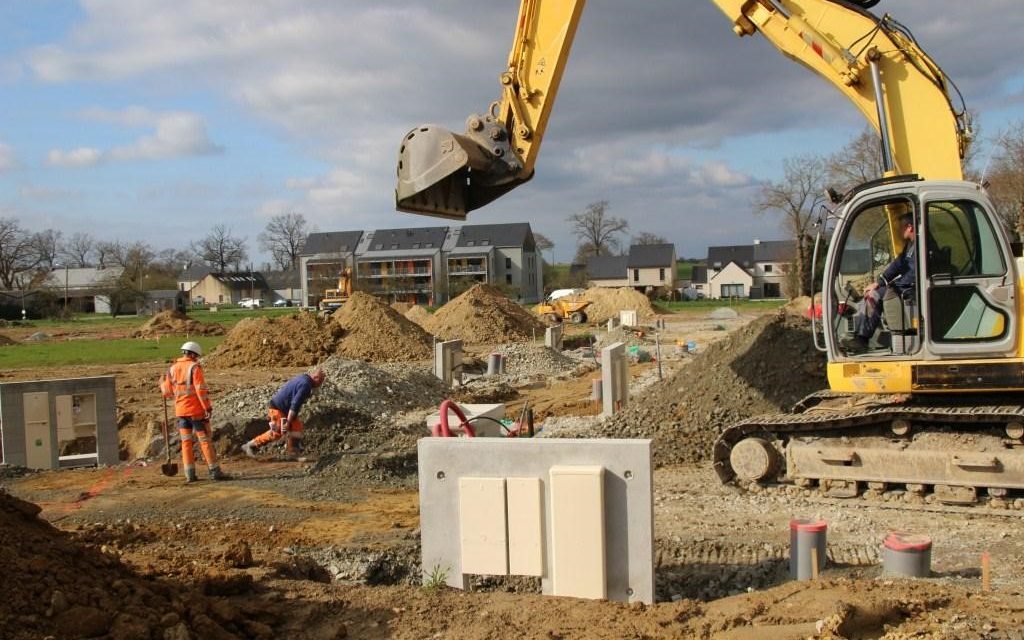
4, 301, 1024, 639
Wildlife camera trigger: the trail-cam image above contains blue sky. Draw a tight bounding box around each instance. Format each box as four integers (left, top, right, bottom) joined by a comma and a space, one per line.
2, 1, 1022, 265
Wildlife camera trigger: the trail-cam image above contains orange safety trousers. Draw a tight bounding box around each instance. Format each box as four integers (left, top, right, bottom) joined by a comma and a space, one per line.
178, 417, 220, 476
252, 408, 304, 452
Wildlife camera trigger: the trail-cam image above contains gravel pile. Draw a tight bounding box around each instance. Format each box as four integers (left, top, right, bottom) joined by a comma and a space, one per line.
495, 343, 584, 379
569, 311, 827, 466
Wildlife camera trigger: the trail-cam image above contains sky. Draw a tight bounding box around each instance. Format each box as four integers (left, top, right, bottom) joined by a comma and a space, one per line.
1, 1, 1022, 265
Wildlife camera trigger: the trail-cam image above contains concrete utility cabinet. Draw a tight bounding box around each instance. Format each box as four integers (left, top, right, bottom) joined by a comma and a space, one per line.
601, 341, 629, 417
434, 339, 463, 386
0, 376, 118, 470
419, 438, 654, 603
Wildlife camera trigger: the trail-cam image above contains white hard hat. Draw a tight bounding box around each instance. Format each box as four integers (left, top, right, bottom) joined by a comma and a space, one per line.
180, 341, 203, 356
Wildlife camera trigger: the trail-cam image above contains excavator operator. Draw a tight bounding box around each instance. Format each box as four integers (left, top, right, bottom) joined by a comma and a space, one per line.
843, 214, 917, 354
161, 341, 230, 483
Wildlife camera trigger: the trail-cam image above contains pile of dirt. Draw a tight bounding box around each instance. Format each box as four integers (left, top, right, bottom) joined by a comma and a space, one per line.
0, 490, 274, 639
403, 304, 432, 327
390, 301, 412, 314
332, 292, 433, 362
207, 313, 343, 368
424, 284, 545, 344
578, 287, 657, 324
586, 311, 827, 466
131, 310, 225, 338
0, 333, 14, 346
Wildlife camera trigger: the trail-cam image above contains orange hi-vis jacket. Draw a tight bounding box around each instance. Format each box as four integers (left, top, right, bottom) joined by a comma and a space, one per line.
161, 356, 212, 418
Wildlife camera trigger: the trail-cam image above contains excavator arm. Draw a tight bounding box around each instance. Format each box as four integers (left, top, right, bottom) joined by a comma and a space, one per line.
396, 0, 969, 220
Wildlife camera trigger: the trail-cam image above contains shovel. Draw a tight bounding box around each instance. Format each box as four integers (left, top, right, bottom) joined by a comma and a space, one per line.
161, 397, 179, 477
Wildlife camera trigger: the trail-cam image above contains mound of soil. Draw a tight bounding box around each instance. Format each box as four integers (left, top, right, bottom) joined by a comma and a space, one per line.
578, 287, 657, 324
390, 301, 412, 314
404, 305, 432, 327
132, 310, 225, 338
0, 333, 14, 346
425, 284, 544, 344
207, 313, 343, 368
589, 311, 826, 466
0, 490, 267, 640
332, 292, 434, 362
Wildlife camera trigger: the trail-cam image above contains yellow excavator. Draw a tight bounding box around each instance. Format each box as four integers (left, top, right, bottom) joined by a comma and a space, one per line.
395, 1, 1024, 506
318, 267, 353, 317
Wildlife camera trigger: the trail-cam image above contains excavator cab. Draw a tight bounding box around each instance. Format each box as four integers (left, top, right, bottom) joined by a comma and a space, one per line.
824, 179, 1018, 392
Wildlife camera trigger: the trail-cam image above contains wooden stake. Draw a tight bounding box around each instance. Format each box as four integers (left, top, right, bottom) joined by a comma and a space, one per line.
810, 547, 820, 580
982, 552, 991, 592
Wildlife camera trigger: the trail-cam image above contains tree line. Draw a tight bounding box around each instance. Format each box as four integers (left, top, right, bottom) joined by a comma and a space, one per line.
0, 212, 311, 294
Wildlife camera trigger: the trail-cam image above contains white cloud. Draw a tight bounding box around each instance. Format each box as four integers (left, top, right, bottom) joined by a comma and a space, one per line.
47, 108, 222, 167
0, 142, 17, 171
47, 147, 103, 167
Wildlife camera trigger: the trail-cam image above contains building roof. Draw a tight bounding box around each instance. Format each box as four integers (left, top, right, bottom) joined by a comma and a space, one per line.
627, 243, 675, 268
707, 245, 755, 269
457, 223, 533, 249
207, 272, 270, 291
356, 248, 440, 260
586, 255, 629, 280
364, 226, 449, 252
44, 266, 124, 289
302, 231, 364, 256
753, 239, 796, 263
179, 264, 211, 281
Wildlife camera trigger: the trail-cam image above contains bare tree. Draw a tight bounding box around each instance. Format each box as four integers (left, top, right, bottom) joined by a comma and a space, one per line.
193, 225, 248, 272
756, 154, 827, 297
105, 240, 156, 290
62, 232, 96, 267
984, 121, 1024, 237
632, 231, 668, 245
567, 200, 628, 261
258, 212, 308, 270
32, 229, 62, 271
0, 217, 41, 289
825, 128, 883, 193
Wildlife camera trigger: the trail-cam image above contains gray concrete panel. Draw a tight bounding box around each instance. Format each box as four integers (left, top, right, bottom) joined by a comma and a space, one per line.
418, 438, 653, 603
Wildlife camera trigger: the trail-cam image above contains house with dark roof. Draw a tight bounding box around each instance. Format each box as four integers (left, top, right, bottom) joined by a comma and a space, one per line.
263, 270, 302, 304
297, 223, 543, 307
584, 244, 677, 291
698, 238, 796, 298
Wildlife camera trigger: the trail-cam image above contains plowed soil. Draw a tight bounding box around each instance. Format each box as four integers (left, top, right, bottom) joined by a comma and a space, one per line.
424, 284, 544, 343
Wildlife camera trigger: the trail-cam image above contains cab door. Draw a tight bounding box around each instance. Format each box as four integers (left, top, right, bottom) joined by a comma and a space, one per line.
920, 187, 1017, 358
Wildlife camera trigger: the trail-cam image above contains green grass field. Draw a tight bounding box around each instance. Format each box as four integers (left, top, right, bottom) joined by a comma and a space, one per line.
0, 307, 296, 368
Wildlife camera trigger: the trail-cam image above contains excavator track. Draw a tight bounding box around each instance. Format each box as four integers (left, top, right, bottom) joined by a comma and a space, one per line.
714, 391, 1024, 507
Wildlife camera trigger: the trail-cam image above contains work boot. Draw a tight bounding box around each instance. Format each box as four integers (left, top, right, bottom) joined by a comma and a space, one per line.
210, 468, 231, 481
184, 471, 198, 484
241, 442, 256, 458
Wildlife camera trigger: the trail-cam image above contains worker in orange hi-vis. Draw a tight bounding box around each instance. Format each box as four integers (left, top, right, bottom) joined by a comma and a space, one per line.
160, 341, 230, 483
242, 368, 326, 459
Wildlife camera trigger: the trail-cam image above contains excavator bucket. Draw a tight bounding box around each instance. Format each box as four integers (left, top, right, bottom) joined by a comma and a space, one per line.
395, 124, 530, 220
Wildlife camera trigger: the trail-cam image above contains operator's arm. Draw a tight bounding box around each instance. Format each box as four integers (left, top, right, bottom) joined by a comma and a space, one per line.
193, 365, 213, 417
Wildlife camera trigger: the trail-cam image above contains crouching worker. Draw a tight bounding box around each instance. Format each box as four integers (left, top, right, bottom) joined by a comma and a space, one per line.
161, 341, 230, 483
242, 368, 326, 459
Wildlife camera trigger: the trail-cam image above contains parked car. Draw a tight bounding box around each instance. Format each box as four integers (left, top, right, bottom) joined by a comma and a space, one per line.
239, 298, 262, 308
273, 299, 292, 307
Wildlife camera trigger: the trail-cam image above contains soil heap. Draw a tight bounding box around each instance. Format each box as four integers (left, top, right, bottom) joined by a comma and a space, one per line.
403, 304, 432, 327
207, 313, 343, 368
0, 333, 14, 346
390, 301, 412, 314
585, 311, 826, 466
424, 284, 545, 344
578, 287, 657, 324
332, 292, 433, 362
131, 310, 225, 338
0, 490, 268, 639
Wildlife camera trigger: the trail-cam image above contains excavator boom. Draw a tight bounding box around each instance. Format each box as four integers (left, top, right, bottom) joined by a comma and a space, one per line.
395, 0, 968, 219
